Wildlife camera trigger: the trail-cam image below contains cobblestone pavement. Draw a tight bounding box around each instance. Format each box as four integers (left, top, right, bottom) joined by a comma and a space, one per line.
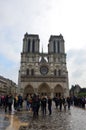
28, 106, 86, 130
0, 109, 10, 130
0, 108, 29, 130
0, 105, 86, 130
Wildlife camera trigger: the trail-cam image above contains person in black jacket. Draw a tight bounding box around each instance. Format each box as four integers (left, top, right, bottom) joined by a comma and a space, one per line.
4, 94, 8, 112
47, 96, 52, 115
59, 96, 63, 111
8, 94, 13, 113
32, 94, 38, 118
67, 96, 71, 110
41, 96, 47, 116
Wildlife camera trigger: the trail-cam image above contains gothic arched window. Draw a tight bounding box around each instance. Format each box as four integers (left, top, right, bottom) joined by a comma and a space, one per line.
32, 39, 35, 52
26, 69, 29, 75
28, 39, 30, 52
57, 40, 60, 53
31, 69, 34, 75
58, 69, 61, 76
54, 69, 57, 76
53, 40, 56, 53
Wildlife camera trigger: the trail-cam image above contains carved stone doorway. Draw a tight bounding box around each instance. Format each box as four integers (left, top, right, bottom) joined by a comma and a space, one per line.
54, 84, 63, 97
24, 85, 34, 97
38, 83, 51, 96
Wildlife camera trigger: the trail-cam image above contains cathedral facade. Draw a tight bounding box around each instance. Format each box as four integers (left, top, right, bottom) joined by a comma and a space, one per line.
18, 33, 69, 97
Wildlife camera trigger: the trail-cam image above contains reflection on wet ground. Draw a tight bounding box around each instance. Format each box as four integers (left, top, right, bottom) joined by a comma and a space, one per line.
6, 114, 28, 130
0, 111, 10, 130
0, 109, 31, 130
28, 107, 86, 130
0, 105, 86, 130
29, 110, 72, 130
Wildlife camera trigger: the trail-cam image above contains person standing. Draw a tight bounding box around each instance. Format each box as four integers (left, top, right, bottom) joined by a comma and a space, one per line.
59, 96, 63, 111
47, 96, 52, 115
41, 96, 47, 116
8, 94, 13, 113
14, 94, 18, 110
4, 94, 8, 112
67, 96, 71, 110
63, 97, 67, 111
32, 94, 38, 118
18, 94, 23, 110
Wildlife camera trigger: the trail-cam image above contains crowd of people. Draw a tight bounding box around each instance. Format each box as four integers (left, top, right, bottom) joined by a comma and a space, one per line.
0, 93, 86, 118
0, 93, 23, 113
73, 96, 86, 108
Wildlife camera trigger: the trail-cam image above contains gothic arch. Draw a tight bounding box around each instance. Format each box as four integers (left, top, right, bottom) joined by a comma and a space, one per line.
24, 85, 34, 97
54, 84, 63, 97
38, 83, 51, 96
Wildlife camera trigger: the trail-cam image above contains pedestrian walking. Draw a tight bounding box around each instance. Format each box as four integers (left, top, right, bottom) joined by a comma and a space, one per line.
63, 97, 67, 111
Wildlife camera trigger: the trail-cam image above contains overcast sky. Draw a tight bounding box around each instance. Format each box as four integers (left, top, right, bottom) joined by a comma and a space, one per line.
0, 0, 86, 88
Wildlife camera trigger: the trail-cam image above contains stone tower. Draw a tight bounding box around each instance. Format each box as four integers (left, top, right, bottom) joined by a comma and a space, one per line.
18, 33, 69, 97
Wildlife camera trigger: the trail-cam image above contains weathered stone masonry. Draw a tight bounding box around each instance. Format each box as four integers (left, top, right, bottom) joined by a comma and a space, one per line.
18, 33, 69, 97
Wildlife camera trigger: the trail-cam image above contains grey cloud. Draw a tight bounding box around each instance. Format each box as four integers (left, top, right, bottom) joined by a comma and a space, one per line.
67, 49, 86, 87
0, 0, 86, 87
0, 62, 19, 84
67, 49, 86, 65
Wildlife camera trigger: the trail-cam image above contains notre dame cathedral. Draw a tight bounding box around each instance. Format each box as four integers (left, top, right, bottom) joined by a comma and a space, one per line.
18, 33, 69, 97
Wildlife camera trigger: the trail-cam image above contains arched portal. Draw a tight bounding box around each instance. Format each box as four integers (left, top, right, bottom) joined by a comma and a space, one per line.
24, 85, 34, 97
38, 83, 51, 96
54, 84, 63, 97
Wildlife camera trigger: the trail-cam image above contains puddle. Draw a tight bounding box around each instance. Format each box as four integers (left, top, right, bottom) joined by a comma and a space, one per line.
6, 114, 28, 130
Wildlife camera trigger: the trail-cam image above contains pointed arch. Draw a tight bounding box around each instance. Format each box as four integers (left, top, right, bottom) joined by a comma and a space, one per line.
54, 84, 63, 97
24, 85, 34, 97
38, 83, 51, 96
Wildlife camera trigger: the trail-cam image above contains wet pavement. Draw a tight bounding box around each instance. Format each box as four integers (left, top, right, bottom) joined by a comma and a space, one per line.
0, 110, 10, 130
28, 106, 86, 130
0, 105, 86, 130
0, 108, 30, 130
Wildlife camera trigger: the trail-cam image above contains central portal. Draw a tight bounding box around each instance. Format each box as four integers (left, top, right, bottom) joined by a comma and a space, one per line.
38, 83, 51, 96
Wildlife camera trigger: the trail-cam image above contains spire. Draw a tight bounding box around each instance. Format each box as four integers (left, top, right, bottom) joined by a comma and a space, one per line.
40, 45, 47, 63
